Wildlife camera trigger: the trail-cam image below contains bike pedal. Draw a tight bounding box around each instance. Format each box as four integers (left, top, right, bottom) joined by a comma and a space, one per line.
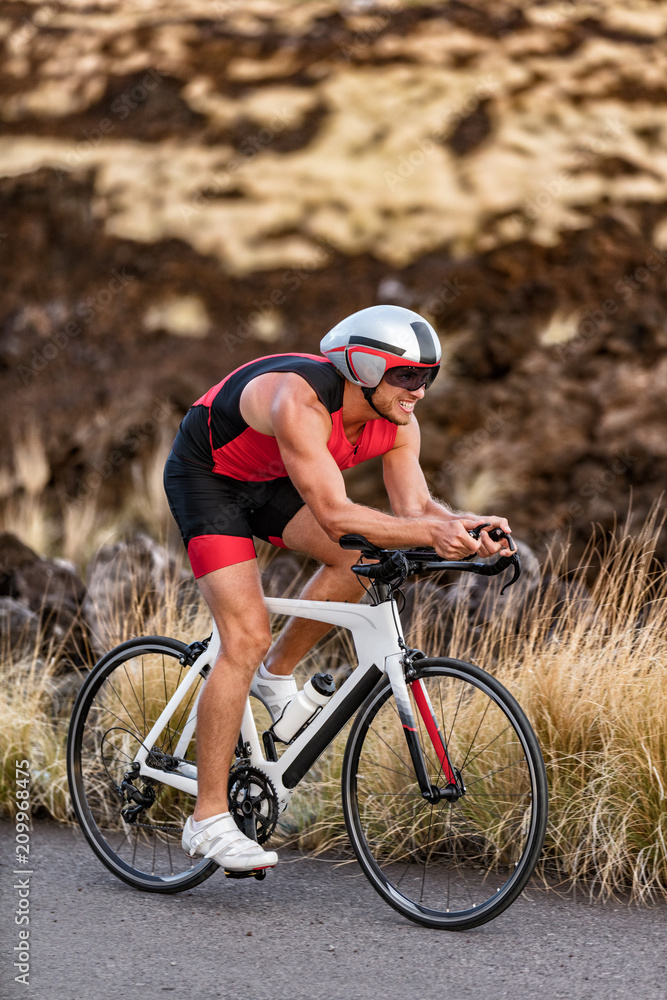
223, 866, 273, 881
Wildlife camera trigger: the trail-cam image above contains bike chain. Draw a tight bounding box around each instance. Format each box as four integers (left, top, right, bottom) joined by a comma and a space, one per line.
128, 818, 184, 834
118, 777, 184, 834
108, 732, 279, 842
129, 765, 281, 839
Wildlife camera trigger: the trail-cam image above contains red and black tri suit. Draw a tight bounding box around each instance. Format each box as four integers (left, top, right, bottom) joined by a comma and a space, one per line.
164, 354, 398, 578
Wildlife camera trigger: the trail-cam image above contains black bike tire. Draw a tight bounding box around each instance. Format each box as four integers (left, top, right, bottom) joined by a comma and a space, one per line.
67, 635, 218, 893
341, 657, 548, 930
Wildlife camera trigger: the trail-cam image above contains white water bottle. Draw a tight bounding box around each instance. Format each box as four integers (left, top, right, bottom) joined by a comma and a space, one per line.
272, 672, 336, 743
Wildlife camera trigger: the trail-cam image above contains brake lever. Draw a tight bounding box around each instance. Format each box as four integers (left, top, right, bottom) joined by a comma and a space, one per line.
459, 522, 491, 562
488, 526, 517, 552
461, 526, 520, 594
487, 528, 520, 594
498, 552, 521, 595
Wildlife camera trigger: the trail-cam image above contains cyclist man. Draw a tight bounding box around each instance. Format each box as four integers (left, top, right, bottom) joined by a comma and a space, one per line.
163, 304, 512, 873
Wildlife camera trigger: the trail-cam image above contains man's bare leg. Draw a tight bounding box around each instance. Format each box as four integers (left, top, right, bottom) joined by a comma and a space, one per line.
194, 558, 272, 821
263, 505, 365, 678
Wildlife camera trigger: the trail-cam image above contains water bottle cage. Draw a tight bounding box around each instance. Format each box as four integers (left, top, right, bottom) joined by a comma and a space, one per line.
269, 704, 324, 746
269, 672, 336, 744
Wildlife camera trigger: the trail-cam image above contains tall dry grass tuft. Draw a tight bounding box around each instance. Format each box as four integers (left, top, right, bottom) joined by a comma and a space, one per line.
1, 427, 55, 554
1, 433, 180, 570
513, 511, 667, 901
0, 639, 74, 823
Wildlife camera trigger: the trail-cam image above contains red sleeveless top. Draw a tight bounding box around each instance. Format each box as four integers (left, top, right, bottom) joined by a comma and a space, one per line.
172, 354, 398, 481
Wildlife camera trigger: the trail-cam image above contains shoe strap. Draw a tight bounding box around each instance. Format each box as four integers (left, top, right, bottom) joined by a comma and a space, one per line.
188, 816, 237, 851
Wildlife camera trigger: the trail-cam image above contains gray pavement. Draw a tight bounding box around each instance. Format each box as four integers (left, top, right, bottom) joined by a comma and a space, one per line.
1, 822, 665, 1000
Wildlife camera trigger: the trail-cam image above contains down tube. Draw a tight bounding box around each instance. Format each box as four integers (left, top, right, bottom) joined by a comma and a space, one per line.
280, 663, 384, 789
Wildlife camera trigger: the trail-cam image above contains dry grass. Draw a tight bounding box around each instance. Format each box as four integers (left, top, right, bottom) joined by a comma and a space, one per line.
0, 642, 73, 823
514, 515, 667, 901
1, 510, 667, 901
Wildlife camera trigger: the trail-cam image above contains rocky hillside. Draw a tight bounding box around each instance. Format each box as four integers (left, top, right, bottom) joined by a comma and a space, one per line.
1, 0, 667, 563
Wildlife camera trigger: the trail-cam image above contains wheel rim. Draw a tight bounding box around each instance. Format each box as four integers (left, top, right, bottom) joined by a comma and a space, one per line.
70, 641, 213, 887
346, 662, 546, 925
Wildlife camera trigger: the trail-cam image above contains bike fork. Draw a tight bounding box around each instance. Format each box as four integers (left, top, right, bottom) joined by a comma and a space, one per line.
385, 654, 460, 800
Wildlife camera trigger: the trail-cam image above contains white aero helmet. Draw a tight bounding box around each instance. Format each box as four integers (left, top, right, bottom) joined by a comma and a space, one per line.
320, 305, 441, 390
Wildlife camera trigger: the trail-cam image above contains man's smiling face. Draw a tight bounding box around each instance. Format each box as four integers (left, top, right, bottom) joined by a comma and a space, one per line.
366, 379, 426, 425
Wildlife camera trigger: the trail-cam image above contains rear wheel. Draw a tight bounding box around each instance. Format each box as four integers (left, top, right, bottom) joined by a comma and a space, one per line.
342, 657, 548, 929
67, 636, 218, 893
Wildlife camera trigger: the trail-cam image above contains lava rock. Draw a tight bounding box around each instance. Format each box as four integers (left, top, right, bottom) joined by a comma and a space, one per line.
83, 532, 190, 655
0, 595, 41, 657
0, 532, 88, 668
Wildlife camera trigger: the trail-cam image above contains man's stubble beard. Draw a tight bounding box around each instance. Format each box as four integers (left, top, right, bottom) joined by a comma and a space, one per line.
366, 386, 413, 426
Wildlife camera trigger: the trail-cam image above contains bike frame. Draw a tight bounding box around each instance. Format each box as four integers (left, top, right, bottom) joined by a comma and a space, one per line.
132, 594, 451, 812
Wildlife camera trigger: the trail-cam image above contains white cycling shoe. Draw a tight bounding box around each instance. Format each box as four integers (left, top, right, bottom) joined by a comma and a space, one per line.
250, 663, 297, 722
182, 814, 278, 872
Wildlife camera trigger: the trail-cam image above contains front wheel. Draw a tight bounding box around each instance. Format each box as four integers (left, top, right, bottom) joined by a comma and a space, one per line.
67, 635, 218, 893
342, 657, 548, 930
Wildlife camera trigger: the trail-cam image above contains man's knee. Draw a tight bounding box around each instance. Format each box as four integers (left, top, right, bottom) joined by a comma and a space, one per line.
323, 547, 361, 572
221, 627, 272, 673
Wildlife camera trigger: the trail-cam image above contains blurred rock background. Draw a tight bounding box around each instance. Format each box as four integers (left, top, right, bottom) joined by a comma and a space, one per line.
1, 0, 667, 567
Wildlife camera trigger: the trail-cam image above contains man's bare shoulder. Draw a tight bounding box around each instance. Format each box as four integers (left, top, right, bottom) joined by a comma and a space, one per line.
240, 370, 328, 436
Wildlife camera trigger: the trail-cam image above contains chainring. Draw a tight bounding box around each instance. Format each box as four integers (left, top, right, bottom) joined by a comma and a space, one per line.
228, 765, 279, 845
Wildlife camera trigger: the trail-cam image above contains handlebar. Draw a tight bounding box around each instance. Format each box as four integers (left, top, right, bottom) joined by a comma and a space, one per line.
339, 528, 521, 596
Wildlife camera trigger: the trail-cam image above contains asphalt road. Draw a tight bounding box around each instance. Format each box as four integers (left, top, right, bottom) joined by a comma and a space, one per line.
1, 822, 666, 1000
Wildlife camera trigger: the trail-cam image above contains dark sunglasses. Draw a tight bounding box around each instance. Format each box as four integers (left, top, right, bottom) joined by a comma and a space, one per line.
383, 365, 440, 391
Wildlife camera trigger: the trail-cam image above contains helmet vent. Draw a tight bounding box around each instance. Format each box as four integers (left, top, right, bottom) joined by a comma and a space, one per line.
349, 335, 406, 356
410, 322, 438, 365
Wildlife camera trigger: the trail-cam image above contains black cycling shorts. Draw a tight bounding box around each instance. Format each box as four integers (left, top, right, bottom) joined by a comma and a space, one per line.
163, 451, 305, 578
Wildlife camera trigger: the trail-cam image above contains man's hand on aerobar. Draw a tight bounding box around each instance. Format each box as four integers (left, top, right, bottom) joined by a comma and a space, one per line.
429, 514, 513, 561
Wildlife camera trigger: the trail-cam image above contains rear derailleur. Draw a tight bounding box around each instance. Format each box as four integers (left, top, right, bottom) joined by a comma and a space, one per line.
117, 761, 156, 823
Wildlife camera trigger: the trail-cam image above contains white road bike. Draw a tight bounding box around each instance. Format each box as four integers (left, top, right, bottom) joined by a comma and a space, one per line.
67, 529, 548, 930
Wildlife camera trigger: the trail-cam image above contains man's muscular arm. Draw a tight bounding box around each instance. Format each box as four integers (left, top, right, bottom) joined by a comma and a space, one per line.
383, 420, 513, 558
267, 378, 484, 559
